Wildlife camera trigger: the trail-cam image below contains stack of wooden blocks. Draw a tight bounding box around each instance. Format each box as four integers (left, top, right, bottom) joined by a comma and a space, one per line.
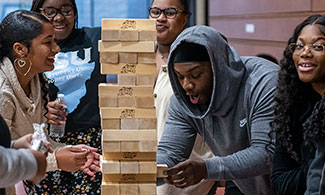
98, 19, 166, 195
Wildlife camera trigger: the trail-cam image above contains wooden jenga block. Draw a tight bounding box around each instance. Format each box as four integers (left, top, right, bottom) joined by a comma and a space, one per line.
120, 30, 139, 41
119, 52, 138, 64
139, 162, 157, 174
102, 160, 120, 174
121, 119, 139, 130
139, 119, 157, 129
101, 63, 156, 75
103, 174, 156, 182
102, 30, 120, 41
120, 183, 138, 195
103, 152, 156, 161
99, 96, 118, 107
157, 164, 168, 178
118, 74, 136, 85
137, 53, 156, 64
101, 119, 120, 129
103, 130, 156, 141
102, 19, 156, 31
121, 141, 140, 152
100, 52, 119, 64
102, 182, 120, 195
102, 141, 121, 152
139, 140, 157, 152
136, 75, 155, 85
138, 183, 156, 195
101, 108, 156, 119
99, 40, 155, 53
118, 96, 136, 107
139, 30, 157, 41
99, 84, 154, 97
136, 96, 155, 108
121, 161, 139, 174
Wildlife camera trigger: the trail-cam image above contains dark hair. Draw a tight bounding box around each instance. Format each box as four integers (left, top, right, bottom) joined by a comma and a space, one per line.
151, 0, 190, 15
256, 53, 278, 65
0, 10, 49, 60
0, 10, 50, 120
269, 14, 325, 161
31, 0, 78, 29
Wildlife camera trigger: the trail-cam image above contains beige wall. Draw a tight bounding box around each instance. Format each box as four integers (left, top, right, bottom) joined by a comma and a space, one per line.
208, 0, 325, 62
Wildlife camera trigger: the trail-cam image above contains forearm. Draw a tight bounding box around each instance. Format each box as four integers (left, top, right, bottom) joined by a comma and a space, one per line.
205, 146, 271, 180
0, 147, 37, 187
46, 136, 71, 171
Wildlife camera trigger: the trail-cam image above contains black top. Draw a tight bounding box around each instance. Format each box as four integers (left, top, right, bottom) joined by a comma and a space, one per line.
0, 114, 10, 194
0, 114, 10, 148
46, 27, 106, 133
271, 88, 321, 195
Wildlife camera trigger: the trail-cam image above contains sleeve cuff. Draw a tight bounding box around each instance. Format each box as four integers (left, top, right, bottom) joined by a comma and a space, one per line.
205, 157, 223, 180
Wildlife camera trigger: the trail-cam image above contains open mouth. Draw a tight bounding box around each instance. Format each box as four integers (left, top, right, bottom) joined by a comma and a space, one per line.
47, 56, 55, 64
298, 63, 316, 72
53, 24, 67, 31
189, 94, 200, 104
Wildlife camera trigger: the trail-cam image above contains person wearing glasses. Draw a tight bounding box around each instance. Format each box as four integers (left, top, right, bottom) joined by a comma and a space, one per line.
149, 0, 219, 195
270, 14, 325, 195
28, 0, 105, 194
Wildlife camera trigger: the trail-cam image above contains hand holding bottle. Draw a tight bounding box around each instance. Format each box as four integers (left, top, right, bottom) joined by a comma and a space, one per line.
47, 94, 68, 137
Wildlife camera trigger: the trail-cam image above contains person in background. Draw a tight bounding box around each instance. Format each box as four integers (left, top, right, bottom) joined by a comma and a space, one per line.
270, 14, 325, 195
157, 25, 279, 195
150, 0, 218, 194
0, 9, 100, 195
31, 0, 106, 194
0, 113, 47, 194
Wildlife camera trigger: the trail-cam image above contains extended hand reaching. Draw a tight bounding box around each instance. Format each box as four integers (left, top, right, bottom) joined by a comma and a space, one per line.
74, 144, 101, 176
164, 159, 208, 188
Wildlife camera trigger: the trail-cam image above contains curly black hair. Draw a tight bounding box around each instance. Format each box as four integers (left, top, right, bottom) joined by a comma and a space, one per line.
270, 14, 325, 162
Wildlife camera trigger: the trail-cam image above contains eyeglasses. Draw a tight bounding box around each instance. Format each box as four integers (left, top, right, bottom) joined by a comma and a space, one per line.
149, 7, 187, 19
39, 5, 74, 18
289, 42, 325, 55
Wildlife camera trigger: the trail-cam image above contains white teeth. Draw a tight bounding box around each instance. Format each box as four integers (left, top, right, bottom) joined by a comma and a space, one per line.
301, 64, 312, 67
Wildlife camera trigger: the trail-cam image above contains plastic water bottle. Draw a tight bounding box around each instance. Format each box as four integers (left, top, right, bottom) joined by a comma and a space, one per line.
49, 93, 66, 137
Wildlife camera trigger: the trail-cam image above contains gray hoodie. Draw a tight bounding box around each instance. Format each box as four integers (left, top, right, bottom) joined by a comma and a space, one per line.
157, 25, 279, 195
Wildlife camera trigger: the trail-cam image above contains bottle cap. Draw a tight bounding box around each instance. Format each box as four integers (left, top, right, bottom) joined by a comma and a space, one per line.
58, 93, 65, 98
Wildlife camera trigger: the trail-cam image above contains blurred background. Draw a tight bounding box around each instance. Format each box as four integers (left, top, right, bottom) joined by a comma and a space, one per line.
1, 0, 325, 62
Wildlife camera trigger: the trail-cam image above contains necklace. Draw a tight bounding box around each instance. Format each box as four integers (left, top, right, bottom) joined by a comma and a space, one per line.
157, 44, 170, 60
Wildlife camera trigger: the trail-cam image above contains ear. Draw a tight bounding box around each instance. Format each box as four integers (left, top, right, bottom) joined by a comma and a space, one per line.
12, 42, 28, 58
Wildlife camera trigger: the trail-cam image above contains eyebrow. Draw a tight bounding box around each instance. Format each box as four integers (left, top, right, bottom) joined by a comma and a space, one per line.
298, 37, 325, 42
44, 34, 54, 39
44, 4, 72, 8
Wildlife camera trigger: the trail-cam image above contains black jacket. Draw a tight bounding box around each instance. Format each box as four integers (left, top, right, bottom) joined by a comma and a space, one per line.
271, 88, 321, 195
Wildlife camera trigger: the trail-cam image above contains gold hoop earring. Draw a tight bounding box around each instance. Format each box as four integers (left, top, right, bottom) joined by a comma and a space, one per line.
14, 58, 32, 76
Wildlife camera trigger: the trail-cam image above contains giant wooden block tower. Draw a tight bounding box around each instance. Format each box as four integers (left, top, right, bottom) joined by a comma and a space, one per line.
98, 19, 167, 195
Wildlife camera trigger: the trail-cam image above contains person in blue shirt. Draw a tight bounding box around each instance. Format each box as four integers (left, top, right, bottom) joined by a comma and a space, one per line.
30, 0, 104, 194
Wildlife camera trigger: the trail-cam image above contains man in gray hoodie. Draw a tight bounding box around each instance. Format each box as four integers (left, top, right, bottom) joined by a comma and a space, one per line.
157, 25, 279, 195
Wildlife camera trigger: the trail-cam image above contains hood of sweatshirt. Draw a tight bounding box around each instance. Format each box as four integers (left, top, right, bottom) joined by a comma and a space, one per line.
168, 25, 246, 119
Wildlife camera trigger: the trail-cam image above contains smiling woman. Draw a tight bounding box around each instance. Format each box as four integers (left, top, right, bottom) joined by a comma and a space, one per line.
28, 0, 106, 194
270, 14, 325, 195
0, 10, 60, 195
